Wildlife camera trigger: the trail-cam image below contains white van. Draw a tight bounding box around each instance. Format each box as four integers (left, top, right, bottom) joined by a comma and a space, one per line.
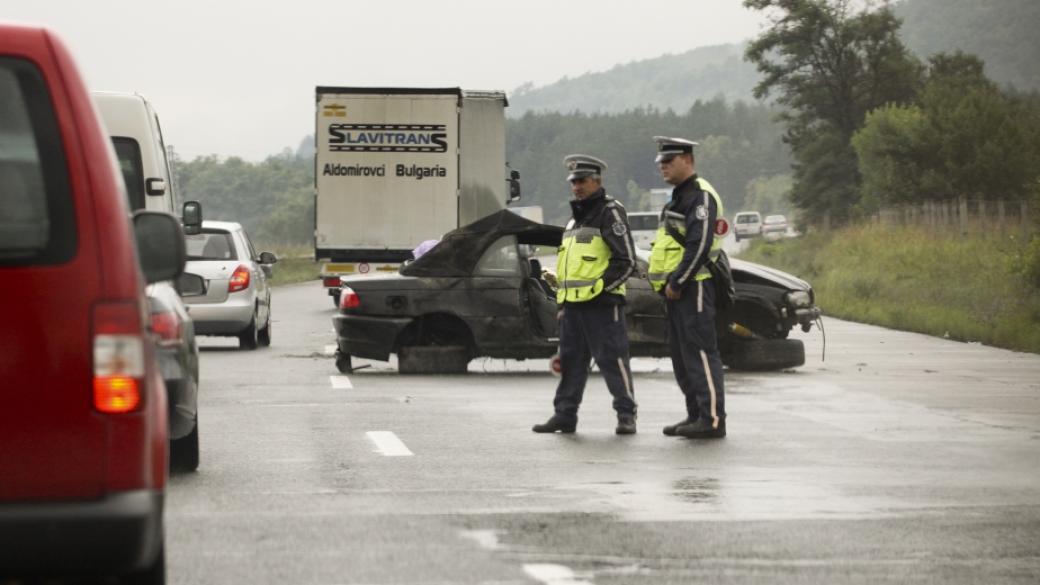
93, 91, 175, 214
628, 211, 659, 250
733, 211, 763, 242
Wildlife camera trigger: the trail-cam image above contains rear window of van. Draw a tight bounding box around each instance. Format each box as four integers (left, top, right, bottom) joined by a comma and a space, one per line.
111, 137, 145, 211
0, 58, 75, 265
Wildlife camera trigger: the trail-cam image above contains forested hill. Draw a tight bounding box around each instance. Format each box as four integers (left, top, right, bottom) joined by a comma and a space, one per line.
508, 44, 759, 116
895, 0, 1040, 92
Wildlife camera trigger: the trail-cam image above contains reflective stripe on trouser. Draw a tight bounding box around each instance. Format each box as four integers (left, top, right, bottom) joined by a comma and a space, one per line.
552, 304, 637, 419
666, 281, 725, 427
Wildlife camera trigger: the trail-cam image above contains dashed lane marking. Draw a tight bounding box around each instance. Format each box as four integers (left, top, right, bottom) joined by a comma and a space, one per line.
329, 375, 353, 389
523, 564, 594, 585
366, 431, 414, 457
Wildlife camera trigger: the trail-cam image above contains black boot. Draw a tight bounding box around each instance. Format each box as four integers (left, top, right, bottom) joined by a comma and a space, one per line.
662, 416, 696, 436
676, 418, 726, 439
532, 414, 576, 434
615, 414, 637, 435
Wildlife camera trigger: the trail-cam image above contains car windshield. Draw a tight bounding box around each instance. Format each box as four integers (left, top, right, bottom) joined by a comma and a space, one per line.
185, 231, 238, 261
737, 215, 759, 223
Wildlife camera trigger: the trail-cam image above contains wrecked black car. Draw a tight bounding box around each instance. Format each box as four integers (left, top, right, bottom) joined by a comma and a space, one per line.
332, 210, 821, 374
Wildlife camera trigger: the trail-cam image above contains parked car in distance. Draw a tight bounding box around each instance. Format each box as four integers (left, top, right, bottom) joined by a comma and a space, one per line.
627, 211, 659, 250
95, 90, 200, 471
1, 23, 182, 582
332, 210, 820, 375
762, 214, 788, 241
733, 211, 763, 242
181, 220, 276, 349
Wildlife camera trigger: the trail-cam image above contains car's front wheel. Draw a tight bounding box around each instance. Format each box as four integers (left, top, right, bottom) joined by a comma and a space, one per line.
239, 311, 259, 350
725, 338, 804, 371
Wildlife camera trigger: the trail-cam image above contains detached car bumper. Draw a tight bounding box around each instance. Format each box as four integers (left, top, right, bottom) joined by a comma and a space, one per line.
0, 490, 163, 575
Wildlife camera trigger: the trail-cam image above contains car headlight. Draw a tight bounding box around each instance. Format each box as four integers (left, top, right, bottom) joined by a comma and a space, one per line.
785, 290, 812, 307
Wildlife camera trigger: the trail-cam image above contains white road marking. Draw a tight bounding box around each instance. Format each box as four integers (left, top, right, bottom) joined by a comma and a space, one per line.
366, 431, 413, 457
329, 375, 352, 389
523, 564, 593, 585
324, 344, 337, 356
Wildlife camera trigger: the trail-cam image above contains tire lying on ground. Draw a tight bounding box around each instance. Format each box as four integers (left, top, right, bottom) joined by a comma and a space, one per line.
398, 345, 470, 374
725, 338, 805, 371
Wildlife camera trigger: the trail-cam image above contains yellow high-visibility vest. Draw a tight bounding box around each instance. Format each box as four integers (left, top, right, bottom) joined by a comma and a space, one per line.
648, 178, 724, 292
556, 225, 625, 303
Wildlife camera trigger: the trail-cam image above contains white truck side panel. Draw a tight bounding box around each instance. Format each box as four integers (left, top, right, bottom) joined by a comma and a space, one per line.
315, 92, 459, 252
458, 93, 507, 226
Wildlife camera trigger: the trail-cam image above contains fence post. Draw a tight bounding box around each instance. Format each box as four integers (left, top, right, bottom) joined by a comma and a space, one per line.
1023, 200, 1031, 234
959, 196, 968, 233
978, 199, 986, 232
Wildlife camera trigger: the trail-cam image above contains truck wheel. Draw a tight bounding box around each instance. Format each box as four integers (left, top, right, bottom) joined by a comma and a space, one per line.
171, 417, 199, 472
724, 339, 804, 371
398, 345, 469, 374
335, 352, 353, 374
122, 542, 165, 584
332, 291, 341, 308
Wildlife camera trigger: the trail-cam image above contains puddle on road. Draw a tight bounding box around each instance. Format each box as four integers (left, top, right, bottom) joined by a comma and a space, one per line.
558, 472, 893, 522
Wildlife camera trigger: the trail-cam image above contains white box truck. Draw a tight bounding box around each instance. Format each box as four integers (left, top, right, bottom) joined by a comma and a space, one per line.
315, 86, 519, 305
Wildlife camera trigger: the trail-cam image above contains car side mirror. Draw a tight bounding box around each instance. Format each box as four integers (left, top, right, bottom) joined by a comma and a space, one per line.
145, 177, 166, 196
182, 200, 203, 235
259, 251, 277, 264
133, 211, 185, 284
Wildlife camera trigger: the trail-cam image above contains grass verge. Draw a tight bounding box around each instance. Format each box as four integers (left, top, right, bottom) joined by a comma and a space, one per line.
739, 225, 1040, 354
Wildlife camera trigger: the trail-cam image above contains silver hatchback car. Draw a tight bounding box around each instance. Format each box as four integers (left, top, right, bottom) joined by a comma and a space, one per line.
182, 221, 276, 349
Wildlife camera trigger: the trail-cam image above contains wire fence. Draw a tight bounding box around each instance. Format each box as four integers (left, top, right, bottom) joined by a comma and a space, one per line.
867, 198, 1035, 234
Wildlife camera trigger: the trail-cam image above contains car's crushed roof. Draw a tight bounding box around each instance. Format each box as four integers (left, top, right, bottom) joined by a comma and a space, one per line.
400, 210, 563, 277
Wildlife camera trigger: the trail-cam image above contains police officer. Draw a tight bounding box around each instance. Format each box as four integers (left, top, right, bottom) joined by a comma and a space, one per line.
648, 137, 727, 439
533, 155, 638, 435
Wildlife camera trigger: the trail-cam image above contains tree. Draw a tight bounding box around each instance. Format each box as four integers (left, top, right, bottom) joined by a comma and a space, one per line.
743, 0, 921, 224
853, 52, 1040, 206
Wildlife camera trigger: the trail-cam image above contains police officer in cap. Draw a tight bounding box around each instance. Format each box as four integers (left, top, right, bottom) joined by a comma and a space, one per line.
533, 155, 638, 435
648, 137, 727, 439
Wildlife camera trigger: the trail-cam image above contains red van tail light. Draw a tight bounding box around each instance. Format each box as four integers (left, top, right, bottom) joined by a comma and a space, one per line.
323, 276, 341, 288
92, 302, 145, 414
340, 286, 360, 309
228, 265, 250, 293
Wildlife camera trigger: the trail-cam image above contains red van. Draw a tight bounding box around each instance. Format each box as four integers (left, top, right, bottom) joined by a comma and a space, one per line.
0, 23, 184, 583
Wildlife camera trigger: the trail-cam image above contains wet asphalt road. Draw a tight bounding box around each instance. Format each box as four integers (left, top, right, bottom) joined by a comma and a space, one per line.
168, 280, 1040, 584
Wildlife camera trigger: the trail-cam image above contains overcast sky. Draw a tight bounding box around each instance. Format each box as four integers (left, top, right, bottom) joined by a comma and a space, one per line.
5, 0, 770, 161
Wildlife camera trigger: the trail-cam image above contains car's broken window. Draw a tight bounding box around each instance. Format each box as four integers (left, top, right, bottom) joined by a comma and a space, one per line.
474, 235, 520, 277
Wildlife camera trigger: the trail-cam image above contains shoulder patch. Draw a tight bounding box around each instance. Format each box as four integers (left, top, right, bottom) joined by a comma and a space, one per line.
612, 222, 628, 236
695, 205, 708, 220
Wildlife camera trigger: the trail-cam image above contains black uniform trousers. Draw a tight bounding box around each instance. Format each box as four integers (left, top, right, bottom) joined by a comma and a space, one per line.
552, 303, 637, 421
666, 279, 726, 427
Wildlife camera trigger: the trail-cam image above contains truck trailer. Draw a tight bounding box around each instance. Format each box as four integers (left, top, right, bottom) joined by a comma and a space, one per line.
314, 87, 519, 306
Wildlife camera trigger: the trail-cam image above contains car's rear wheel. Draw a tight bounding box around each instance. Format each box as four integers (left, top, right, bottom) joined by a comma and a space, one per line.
332, 291, 341, 308
725, 338, 804, 371
171, 417, 199, 472
258, 312, 272, 347
398, 345, 469, 374
239, 311, 259, 350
